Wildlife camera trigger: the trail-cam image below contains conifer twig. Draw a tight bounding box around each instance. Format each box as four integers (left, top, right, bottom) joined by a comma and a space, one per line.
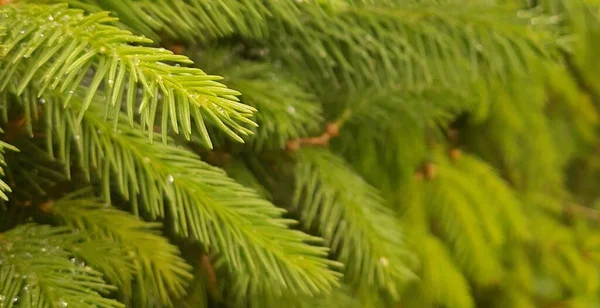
287, 109, 352, 151
565, 203, 600, 222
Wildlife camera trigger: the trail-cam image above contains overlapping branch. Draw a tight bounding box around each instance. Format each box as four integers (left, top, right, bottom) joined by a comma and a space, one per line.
0, 224, 123, 308
41, 92, 342, 300
0, 3, 256, 147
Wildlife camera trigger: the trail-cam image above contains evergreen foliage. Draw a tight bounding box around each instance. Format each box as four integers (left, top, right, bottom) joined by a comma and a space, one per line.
2, 0, 600, 307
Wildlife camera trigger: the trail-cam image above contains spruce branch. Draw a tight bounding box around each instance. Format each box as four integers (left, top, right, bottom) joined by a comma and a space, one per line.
292, 148, 415, 299
35, 0, 300, 42
0, 224, 123, 308
242, 285, 361, 308
330, 86, 468, 194
452, 153, 530, 240
33, 0, 558, 91
268, 1, 558, 90
0, 3, 256, 147
41, 93, 342, 300
193, 50, 324, 151
0, 132, 16, 203
419, 235, 474, 308
222, 159, 271, 200
46, 191, 193, 307
422, 151, 530, 286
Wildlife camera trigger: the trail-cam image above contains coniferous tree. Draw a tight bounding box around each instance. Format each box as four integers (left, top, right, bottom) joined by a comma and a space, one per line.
1, 0, 600, 307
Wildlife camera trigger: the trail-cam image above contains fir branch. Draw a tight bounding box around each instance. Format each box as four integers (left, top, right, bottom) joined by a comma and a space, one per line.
33, 0, 557, 91
222, 159, 271, 200
424, 156, 505, 286
419, 235, 474, 308
241, 285, 361, 308
292, 148, 415, 299
47, 191, 193, 307
453, 153, 530, 240
42, 93, 342, 299
0, 131, 16, 203
532, 211, 598, 292
331, 86, 468, 198
463, 75, 565, 193
267, 1, 558, 90
0, 224, 123, 308
193, 49, 324, 151
0, 3, 256, 147
35, 0, 300, 42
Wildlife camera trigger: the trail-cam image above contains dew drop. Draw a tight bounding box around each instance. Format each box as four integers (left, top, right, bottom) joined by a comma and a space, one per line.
38, 98, 46, 104
39, 33, 44, 38
99, 46, 106, 53
167, 175, 175, 183
257, 48, 270, 56
0, 295, 4, 302
23, 252, 32, 259
286, 105, 296, 114
107, 79, 114, 86
12, 297, 18, 303
133, 58, 140, 66
516, 10, 529, 18
73, 135, 80, 141
69, 90, 74, 94
72, 228, 80, 234
19, 30, 25, 34
379, 257, 389, 268
56, 298, 68, 307
143, 157, 150, 163
48, 15, 54, 21
23, 285, 29, 292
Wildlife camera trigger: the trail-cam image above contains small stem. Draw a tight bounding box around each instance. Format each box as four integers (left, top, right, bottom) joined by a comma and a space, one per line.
201, 255, 217, 292
334, 108, 353, 127
287, 108, 353, 151
565, 203, 600, 222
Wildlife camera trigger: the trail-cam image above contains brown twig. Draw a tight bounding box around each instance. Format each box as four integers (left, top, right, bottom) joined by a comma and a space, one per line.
39, 200, 54, 213
201, 254, 217, 292
286, 109, 352, 152
565, 203, 600, 222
